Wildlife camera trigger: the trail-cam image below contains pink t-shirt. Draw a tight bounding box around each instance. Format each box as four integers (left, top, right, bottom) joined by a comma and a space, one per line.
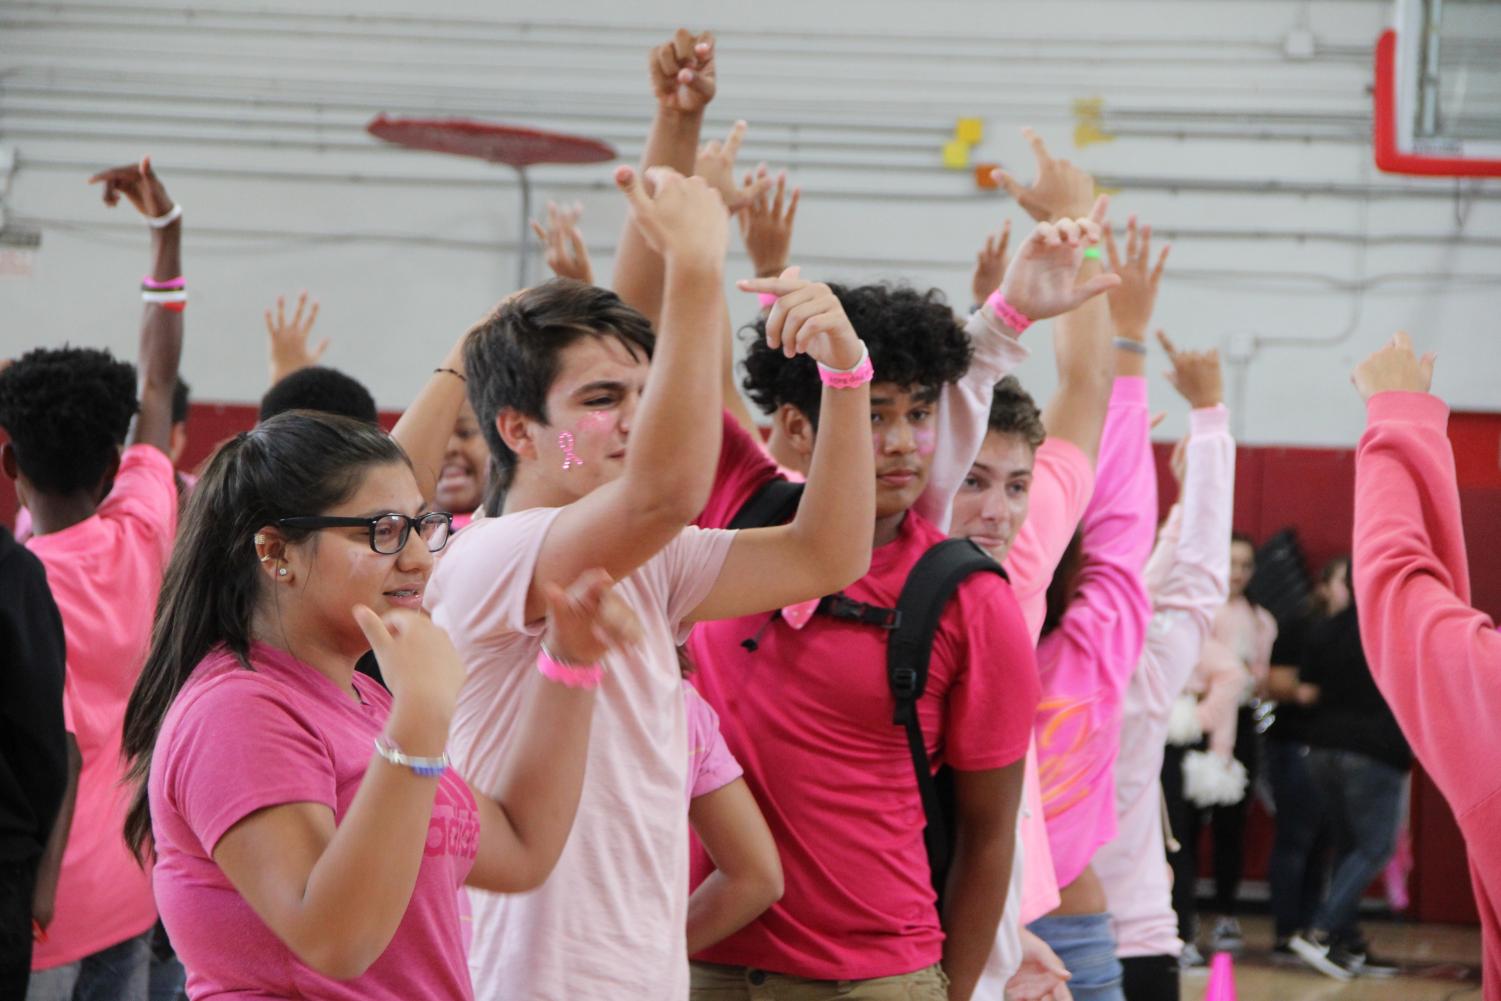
688, 417, 1039, 981
149, 643, 477, 999
1095, 404, 1234, 959
685, 681, 742, 802
1033, 377, 1155, 889
427, 506, 735, 1001
27, 444, 176, 968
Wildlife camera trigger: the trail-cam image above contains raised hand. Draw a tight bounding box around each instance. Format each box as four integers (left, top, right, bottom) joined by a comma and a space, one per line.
615, 165, 727, 267
353, 604, 467, 755
265, 291, 328, 384
735, 266, 864, 370
1170, 435, 1188, 486
1103, 215, 1169, 342
694, 120, 769, 213
88, 155, 175, 220
648, 28, 716, 115
970, 220, 1012, 305
1157, 330, 1223, 409
996, 195, 1121, 324
738, 166, 799, 278
530, 201, 594, 284
994, 128, 1095, 223
541, 568, 643, 667
1352, 330, 1435, 402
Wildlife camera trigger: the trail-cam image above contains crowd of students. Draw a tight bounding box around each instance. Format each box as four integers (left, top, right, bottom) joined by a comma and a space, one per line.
1, 25, 1496, 1001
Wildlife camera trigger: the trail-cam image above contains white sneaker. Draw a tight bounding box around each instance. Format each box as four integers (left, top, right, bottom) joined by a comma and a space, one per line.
1290, 932, 1354, 981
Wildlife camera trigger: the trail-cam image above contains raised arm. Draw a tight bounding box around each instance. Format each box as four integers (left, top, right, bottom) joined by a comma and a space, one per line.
687, 273, 873, 621
1351, 333, 1501, 816
525, 167, 727, 619
530, 201, 594, 285
612, 28, 716, 326
265, 292, 327, 386
89, 157, 182, 454
917, 197, 1118, 532
389, 332, 469, 505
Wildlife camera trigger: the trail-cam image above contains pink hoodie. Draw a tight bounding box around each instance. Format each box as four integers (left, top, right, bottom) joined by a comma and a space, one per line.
1093, 404, 1234, 958
1033, 376, 1156, 888
1353, 391, 1501, 998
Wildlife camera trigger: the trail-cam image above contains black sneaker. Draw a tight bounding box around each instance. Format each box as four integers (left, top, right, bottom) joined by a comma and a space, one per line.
1271, 939, 1302, 967
1290, 931, 1354, 981
1335, 942, 1401, 979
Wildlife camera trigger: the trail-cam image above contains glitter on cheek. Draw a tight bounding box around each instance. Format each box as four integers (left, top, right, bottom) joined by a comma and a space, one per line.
913, 427, 937, 456
575, 411, 612, 435
558, 431, 584, 470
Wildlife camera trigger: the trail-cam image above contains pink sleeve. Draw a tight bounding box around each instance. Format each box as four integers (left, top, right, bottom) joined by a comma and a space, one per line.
1005, 437, 1096, 641
696, 411, 782, 531
427, 507, 561, 642
660, 526, 738, 640
1047, 377, 1156, 698
1195, 638, 1248, 759
1127, 405, 1237, 769
914, 305, 1030, 533
100, 444, 179, 567
1353, 391, 1501, 818
684, 683, 743, 799
163, 676, 338, 853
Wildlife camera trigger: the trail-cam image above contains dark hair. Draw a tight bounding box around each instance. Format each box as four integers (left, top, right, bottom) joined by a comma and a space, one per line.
259, 367, 378, 425
741, 283, 973, 425
1231, 531, 1256, 550
1311, 553, 1353, 617
121, 411, 409, 860
171, 376, 191, 426
464, 278, 655, 497
1041, 528, 1084, 637
988, 375, 1046, 450
0, 345, 138, 494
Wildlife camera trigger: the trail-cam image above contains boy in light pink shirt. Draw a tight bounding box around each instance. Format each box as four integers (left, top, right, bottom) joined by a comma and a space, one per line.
0, 156, 184, 999
1348, 332, 1501, 999
1092, 340, 1234, 998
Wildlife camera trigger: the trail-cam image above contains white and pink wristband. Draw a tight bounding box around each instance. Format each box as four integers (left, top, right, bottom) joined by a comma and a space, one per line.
817, 341, 874, 389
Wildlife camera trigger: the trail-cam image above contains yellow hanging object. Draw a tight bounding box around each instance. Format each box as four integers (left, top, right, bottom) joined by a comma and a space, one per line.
942, 139, 971, 170
1072, 98, 1114, 149
955, 117, 984, 145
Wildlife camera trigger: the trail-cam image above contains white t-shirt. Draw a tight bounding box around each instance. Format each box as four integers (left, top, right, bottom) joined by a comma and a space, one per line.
426, 506, 734, 1000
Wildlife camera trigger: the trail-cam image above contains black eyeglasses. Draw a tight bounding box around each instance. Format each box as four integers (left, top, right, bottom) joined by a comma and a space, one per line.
277, 512, 453, 555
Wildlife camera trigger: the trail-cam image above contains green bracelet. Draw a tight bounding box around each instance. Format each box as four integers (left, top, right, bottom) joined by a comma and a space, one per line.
1083, 246, 1102, 261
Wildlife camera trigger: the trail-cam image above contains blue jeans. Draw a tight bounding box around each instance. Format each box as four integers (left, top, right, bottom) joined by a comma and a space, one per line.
1266, 739, 1330, 939
1028, 913, 1124, 1001
1307, 748, 1406, 941
25, 929, 151, 1001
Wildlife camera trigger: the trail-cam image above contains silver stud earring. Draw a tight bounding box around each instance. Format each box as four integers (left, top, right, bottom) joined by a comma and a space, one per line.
278, 567, 288, 577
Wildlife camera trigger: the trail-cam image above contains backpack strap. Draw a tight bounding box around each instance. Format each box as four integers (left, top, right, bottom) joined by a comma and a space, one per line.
728, 477, 806, 531
888, 538, 1009, 898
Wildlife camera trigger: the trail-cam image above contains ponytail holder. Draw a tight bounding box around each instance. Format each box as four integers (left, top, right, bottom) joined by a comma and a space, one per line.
984, 289, 1032, 334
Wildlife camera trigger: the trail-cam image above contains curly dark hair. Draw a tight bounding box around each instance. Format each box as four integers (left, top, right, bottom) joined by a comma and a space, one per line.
259, 367, 378, 426
464, 278, 655, 496
0, 345, 138, 494
988, 375, 1046, 450
740, 283, 973, 424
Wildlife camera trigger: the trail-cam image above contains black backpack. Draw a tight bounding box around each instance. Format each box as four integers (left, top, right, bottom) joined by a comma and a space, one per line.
727, 478, 1009, 901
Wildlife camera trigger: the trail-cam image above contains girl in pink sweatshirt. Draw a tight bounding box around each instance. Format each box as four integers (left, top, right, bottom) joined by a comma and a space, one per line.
1350, 333, 1501, 999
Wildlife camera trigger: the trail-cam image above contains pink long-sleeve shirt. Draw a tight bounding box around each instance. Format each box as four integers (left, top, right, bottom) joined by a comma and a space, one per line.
1033, 376, 1156, 888
1094, 404, 1234, 959
1353, 391, 1501, 999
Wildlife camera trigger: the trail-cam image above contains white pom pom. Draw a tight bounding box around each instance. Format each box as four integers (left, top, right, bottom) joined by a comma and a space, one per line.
1182, 750, 1248, 808
1166, 694, 1204, 746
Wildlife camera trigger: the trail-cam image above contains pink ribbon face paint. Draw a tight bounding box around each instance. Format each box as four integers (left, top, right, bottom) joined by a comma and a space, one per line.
558, 431, 584, 470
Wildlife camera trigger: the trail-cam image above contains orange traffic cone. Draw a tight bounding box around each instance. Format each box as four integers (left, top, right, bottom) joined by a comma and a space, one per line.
1203, 950, 1236, 1001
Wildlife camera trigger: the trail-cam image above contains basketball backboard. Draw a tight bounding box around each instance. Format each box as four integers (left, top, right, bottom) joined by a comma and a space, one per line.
1375, 0, 1501, 176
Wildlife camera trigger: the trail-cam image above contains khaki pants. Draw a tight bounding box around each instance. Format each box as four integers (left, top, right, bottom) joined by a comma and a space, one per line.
690, 960, 949, 1000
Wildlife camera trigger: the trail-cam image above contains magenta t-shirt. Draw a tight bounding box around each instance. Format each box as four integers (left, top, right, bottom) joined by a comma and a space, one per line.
149, 642, 478, 1000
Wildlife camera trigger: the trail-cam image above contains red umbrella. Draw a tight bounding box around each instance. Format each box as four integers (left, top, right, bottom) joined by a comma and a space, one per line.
367, 114, 616, 285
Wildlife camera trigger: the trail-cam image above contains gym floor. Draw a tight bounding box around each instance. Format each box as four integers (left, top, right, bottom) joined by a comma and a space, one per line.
1180, 915, 1482, 1000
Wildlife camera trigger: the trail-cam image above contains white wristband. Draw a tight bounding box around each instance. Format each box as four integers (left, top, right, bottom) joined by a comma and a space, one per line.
141, 289, 187, 304
147, 204, 183, 229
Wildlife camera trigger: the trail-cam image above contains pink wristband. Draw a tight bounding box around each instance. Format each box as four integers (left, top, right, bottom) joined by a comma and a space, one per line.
985, 289, 1032, 334
757, 292, 778, 309
817, 342, 874, 390
537, 648, 604, 690
142, 274, 186, 290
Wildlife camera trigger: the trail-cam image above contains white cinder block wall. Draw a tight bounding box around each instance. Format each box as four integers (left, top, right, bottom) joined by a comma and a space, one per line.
1, 0, 1497, 446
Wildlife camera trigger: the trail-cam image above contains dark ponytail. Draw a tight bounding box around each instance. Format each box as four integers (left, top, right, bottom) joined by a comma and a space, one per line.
122, 411, 408, 861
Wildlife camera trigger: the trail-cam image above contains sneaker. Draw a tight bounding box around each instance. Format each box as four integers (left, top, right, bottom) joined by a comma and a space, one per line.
1335, 943, 1401, 979
1290, 931, 1354, 981
1179, 942, 1209, 972
1210, 916, 1244, 953
1271, 939, 1303, 967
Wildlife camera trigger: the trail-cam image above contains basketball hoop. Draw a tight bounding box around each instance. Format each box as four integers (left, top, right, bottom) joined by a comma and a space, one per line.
367, 115, 616, 286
